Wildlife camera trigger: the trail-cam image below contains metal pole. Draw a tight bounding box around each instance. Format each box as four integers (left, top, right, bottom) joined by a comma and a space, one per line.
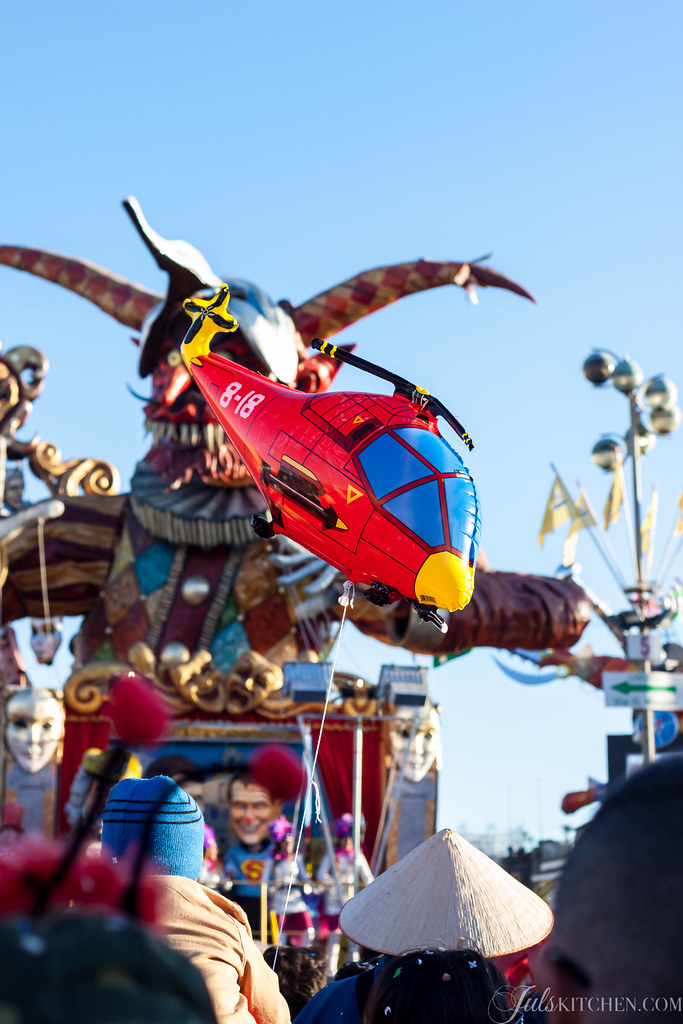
629, 394, 656, 764
628, 394, 644, 583
370, 759, 398, 873
373, 713, 419, 875
296, 715, 342, 906
352, 716, 363, 896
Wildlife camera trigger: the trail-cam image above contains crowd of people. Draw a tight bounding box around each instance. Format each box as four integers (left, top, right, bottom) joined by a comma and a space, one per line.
0, 754, 680, 1022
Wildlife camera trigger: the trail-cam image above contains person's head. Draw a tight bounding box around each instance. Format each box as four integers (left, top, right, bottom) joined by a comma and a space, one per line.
228, 770, 282, 848
333, 812, 354, 853
334, 956, 380, 981
101, 776, 204, 879
262, 944, 328, 1019
144, 753, 205, 809
0, 911, 218, 1024
389, 701, 442, 783
364, 948, 510, 1024
5, 688, 64, 774
536, 755, 683, 1022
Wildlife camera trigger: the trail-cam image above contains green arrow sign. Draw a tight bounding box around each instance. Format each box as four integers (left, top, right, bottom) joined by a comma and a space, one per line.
603, 670, 683, 709
612, 681, 676, 695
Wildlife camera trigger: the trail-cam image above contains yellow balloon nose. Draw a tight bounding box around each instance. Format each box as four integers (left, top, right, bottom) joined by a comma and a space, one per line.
414, 552, 475, 612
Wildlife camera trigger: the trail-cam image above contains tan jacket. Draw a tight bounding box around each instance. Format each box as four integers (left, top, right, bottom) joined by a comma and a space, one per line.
153, 875, 290, 1024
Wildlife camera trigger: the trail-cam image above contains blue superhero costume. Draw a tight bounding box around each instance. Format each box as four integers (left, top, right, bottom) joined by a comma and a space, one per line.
223, 840, 273, 900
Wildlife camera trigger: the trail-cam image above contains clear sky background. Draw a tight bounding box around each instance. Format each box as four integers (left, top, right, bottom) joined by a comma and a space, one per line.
1, 1, 682, 844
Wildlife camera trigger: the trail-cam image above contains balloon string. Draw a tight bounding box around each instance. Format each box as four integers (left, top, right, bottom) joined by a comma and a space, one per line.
37, 518, 53, 630
272, 592, 351, 966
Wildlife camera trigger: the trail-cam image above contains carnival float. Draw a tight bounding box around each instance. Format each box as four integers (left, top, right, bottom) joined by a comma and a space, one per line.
0, 197, 592, 940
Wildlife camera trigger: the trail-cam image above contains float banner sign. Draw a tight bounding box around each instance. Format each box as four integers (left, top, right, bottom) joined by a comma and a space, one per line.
602, 671, 683, 710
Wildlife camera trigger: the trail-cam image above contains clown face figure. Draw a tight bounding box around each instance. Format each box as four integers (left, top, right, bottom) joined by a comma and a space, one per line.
228, 775, 282, 851
5, 689, 64, 774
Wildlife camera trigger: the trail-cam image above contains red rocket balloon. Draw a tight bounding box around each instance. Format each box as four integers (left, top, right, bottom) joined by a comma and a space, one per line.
181, 286, 481, 631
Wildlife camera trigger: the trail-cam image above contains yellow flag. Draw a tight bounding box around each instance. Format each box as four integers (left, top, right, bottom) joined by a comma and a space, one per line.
562, 488, 596, 565
640, 485, 658, 564
539, 474, 577, 546
562, 530, 579, 567
674, 491, 683, 537
603, 451, 625, 531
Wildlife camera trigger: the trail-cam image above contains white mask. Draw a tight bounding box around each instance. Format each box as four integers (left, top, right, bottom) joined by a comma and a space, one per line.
30, 618, 63, 665
5, 689, 64, 774
390, 703, 442, 783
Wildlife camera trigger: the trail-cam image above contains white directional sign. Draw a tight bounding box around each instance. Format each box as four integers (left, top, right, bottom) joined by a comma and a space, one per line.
602, 670, 683, 710
625, 631, 664, 663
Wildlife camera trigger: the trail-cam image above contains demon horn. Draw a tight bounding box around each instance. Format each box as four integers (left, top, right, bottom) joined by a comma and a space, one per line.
0, 245, 161, 330
123, 196, 225, 378
123, 196, 223, 302
289, 258, 536, 346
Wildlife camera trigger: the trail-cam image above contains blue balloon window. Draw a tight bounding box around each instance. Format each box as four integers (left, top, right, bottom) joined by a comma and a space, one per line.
443, 476, 481, 559
358, 434, 432, 499
395, 427, 465, 474
384, 480, 445, 547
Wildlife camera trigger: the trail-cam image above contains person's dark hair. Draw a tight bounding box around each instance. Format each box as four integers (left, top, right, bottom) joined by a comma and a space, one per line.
262, 944, 328, 1018
364, 948, 510, 1024
144, 754, 201, 783
227, 768, 260, 801
334, 956, 380, 981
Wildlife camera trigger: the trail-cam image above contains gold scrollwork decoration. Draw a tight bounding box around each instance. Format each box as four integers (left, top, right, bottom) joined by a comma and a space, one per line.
0, 345, 49, 458
28, 441, 120, 497
63, 662, 130, 715
65, 646, 370, 723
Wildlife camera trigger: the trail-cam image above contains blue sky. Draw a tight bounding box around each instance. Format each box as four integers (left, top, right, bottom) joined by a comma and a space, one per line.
1, 1, 682, 843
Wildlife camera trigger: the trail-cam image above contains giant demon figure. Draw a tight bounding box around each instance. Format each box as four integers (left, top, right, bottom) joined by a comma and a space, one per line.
0, 199, 590, 730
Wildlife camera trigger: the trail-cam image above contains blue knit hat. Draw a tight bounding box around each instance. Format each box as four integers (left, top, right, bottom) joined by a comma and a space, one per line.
101, 776, 204, 879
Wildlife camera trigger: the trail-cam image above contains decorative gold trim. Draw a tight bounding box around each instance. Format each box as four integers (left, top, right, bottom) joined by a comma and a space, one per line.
63, 662, 129, 714
170, 723, 302, 741
28, 441, 120, 497
65, 648, 380, 722
0, 346, 48, 459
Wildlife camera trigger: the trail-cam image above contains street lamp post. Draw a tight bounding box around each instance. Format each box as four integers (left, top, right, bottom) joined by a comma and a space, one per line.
583, 351, 682, 764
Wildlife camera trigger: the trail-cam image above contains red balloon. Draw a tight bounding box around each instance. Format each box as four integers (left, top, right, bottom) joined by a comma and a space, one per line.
181, 288, 481, 630
248, 744, 306, 802
109, 671, 167, 744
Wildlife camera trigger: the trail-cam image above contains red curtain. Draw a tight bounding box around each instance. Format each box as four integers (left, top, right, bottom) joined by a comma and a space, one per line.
58, 709, 386, 854
58, 716, 111, 834
311, 721, 384, 859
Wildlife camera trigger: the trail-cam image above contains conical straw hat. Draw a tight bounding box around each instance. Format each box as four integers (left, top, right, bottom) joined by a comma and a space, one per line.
339, 828, 553, 956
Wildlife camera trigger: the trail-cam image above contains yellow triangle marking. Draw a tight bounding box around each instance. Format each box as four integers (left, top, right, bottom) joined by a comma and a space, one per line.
347, 485, 363, 504
353, 415, 365, 424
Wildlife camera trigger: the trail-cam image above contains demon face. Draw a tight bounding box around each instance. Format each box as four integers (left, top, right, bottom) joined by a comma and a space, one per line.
140, 279, 305, 490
